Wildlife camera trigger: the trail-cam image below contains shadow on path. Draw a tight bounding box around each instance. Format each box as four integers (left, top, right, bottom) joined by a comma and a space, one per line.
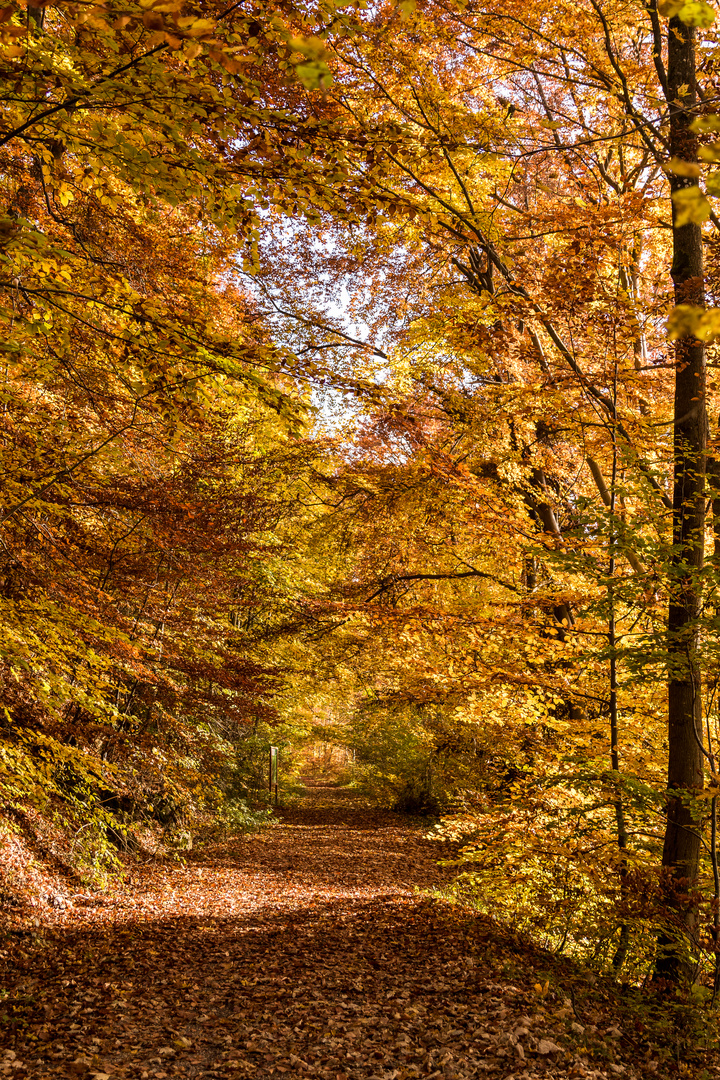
0, 785, 643, 1080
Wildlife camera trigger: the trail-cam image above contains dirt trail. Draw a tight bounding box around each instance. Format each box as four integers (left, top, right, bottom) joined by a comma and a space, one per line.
0, 786, 659, 1079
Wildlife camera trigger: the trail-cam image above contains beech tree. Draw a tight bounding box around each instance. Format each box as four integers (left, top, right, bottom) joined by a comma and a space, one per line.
662, 0, 707, 969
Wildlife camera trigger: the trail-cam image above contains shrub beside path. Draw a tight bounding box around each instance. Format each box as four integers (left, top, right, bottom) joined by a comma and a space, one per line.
0, 785, 710, 1079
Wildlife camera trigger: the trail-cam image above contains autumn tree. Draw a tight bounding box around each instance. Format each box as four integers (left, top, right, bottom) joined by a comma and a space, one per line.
0, 0, 372, 849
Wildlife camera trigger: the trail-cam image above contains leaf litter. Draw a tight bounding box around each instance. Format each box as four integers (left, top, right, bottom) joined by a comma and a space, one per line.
0, 786, 711, 1080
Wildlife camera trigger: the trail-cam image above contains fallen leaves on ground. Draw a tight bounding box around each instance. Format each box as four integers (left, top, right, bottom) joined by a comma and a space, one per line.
0, 786, 712, 1079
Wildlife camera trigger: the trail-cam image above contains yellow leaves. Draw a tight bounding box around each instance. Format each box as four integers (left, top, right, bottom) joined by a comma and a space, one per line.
691, 113, 720, 133
0, 13, 24, 58
178, 16, 216, 36
671, 184, 711, 225
290, 36, 333, 89
289, 34, 328, 58
666, 303, 720, 341
665, 156, 701, 178
658, 0, 716, 23
678, 0, 716, 23
397, 0, 416, 19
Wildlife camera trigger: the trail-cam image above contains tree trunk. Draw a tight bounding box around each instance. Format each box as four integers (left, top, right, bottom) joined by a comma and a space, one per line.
658, 13, 707, 978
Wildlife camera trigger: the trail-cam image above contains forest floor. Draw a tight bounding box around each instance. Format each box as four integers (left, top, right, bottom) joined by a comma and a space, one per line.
0, 783, 716, 1080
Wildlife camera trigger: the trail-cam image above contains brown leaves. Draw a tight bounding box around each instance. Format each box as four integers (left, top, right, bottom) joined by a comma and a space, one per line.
0, 787, 665, 1080
141, 10, 165, 31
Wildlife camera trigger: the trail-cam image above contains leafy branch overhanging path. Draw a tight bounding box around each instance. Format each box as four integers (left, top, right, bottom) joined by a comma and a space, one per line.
1, 788, 666, 1079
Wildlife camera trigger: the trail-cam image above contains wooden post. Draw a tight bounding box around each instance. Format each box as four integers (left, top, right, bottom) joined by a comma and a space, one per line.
269, 745, 278, 806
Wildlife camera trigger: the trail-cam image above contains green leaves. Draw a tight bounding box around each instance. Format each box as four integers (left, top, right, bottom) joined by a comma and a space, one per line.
290, 36, 334, 89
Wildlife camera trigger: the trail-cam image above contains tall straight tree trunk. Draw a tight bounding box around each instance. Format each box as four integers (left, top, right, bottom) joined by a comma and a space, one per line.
659, 13, 707, 974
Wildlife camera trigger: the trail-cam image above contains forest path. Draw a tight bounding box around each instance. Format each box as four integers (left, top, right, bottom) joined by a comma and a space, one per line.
3, 785, 643, 1080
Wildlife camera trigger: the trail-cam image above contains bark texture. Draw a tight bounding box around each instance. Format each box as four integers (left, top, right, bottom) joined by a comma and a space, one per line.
659, 14, 707, 972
